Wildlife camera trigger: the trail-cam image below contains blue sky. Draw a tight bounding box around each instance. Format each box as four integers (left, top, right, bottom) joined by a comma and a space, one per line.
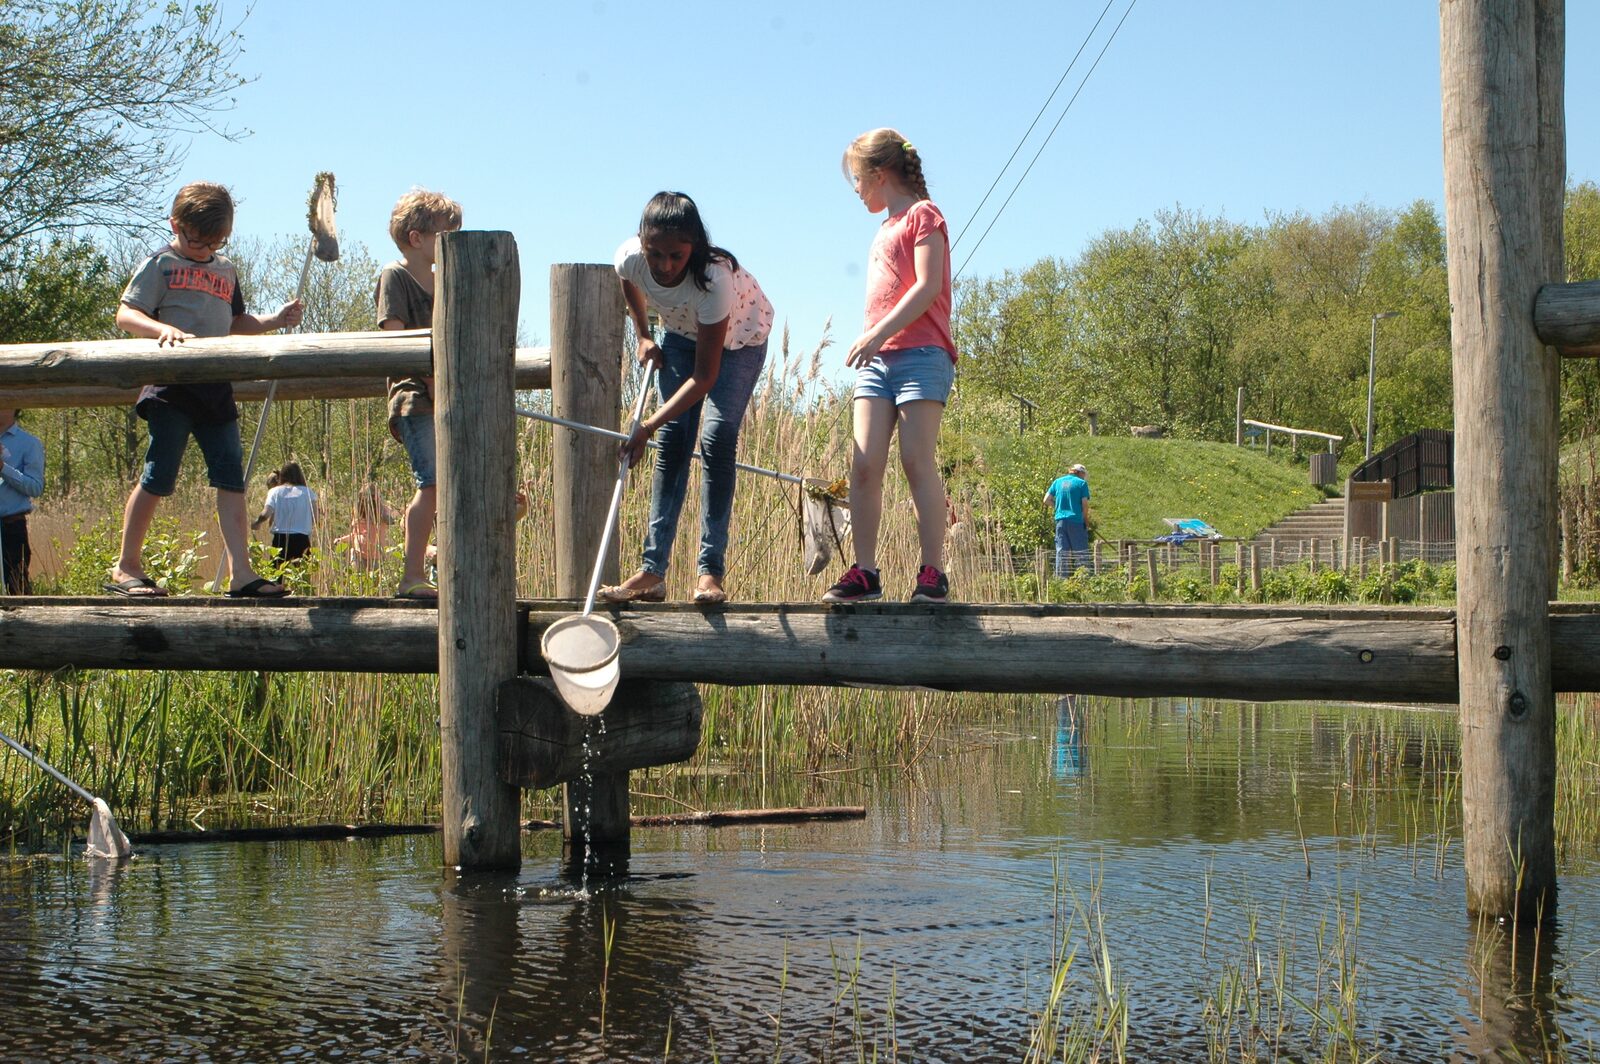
178, 0, 1599, 361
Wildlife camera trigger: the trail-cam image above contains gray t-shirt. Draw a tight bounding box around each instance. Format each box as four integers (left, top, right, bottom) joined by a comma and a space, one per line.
121, 245, 247, 424
376, 262, 433, 420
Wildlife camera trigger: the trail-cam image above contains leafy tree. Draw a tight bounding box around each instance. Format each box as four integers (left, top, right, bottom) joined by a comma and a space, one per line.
0, 0, 249, 254
1561, 181, 1600, 437
0, 237, 120, 345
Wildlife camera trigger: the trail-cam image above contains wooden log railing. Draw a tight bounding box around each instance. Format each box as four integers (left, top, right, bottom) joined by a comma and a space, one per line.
0, 331, 552, 407
0, 350, 551, 408
9, 599, 1600, 706
1241, 418, 1342, 455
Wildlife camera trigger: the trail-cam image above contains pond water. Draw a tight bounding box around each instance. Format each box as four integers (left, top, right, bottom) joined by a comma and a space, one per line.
2, 698, 1598, 1062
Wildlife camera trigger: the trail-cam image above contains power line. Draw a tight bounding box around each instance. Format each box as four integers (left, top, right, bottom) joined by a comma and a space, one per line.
955, 0, 1140, 280
951, 0, 1119, 252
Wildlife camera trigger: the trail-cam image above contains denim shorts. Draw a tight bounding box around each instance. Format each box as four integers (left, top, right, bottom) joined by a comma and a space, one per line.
139, 401, 245, 496
394, 413, 437, 489
853, 345, 956, 405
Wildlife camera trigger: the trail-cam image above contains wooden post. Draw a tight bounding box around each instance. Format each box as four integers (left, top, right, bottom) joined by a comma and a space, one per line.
1208, 541, 1220, 585
1092, 540, 1102, 575
1309, 538, 1320, 574
1249, 544, 1262, 592
1145, 549, 1159, 596
550, 264, 630, 873
436, 231, 522, 871
1268, 539, 1277, 570
1443, 0, 1561, 921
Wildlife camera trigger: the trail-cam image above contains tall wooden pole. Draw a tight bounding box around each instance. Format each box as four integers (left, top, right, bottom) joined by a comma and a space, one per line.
549, 264, 630, 873
435, 231, 523, 871
1442, 0, 1563, 921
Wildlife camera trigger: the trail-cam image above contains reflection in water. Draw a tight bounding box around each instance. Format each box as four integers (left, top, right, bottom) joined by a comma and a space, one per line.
1457, 915, 1567, 1060
1054, 695, 1085, 780
1, 699, 1597, 1060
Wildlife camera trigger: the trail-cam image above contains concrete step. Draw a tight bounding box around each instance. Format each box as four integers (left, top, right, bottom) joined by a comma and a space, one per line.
1253, 498, 1348, 543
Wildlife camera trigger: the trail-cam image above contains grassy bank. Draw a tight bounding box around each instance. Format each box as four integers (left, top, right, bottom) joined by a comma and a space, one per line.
969, 431, 1325, 554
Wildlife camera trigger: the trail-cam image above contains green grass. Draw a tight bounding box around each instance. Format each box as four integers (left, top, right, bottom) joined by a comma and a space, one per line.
971, 434, 1326, 552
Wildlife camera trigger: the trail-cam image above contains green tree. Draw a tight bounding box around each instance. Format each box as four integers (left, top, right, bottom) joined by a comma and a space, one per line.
1561, 181, 1600, 437
0, 0, 249, 254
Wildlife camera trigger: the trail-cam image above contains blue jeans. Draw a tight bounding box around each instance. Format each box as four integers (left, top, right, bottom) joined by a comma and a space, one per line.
641, 333, 767, 579
1054, 518, 1088, 577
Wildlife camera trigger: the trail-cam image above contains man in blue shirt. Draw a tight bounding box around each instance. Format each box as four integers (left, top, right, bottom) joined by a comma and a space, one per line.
0, 408, 45, 594
1043, 463, 1091, 578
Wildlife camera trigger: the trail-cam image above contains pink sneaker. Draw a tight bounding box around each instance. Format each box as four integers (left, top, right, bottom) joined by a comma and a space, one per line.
910, 565, 949, 603
822, 564, 882, 603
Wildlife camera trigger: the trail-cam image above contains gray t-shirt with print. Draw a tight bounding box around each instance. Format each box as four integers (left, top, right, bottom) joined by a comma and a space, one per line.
121, 245, 247, 424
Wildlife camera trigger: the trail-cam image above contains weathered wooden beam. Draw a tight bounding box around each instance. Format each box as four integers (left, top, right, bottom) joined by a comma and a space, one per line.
1535, 280, 1600, 356
10, 600, 1600, 702
436, 231, 522, 872
0, 330, 431, 389
0, 598, 440, 671
497, 677, 702, 790
1443, 0, 1561, 922
0, 350, 551, 409
525, 602, 1463, 703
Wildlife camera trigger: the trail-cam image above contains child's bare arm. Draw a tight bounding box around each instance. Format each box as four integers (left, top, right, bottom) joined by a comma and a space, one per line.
117, 303, 192, 347
231, 300, 305, 336
620, 279, 662, 367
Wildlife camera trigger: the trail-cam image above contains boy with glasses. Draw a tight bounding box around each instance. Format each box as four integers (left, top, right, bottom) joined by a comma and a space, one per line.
107, 181, 303, 598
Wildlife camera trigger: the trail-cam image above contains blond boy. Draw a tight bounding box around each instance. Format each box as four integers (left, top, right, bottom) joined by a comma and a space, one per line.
376, 188, 462, 599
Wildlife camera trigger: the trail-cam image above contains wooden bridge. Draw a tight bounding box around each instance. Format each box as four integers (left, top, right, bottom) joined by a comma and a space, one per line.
2, 5, 1599, 922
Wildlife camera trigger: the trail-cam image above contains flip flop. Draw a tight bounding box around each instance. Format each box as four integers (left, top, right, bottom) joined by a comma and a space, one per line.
395, 580, 438, 600
692, 587, 728, 605
226, 578, 290, 599
103, 576, 168, 598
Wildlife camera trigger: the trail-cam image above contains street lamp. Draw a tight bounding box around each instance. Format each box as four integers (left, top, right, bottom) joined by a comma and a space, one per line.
1365, 311, 1401, 460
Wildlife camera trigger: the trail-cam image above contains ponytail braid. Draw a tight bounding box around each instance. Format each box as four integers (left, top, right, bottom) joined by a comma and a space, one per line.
899, 143, 930, 201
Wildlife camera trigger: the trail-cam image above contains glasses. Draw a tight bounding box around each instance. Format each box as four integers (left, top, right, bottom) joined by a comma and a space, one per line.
179, 228, 228, 251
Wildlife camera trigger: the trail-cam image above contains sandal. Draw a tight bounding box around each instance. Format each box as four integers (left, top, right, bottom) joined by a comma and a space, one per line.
693, 587, 728, 604
596, 577, 666, 604
395, 579, 439, 600
103, 574, 168, 598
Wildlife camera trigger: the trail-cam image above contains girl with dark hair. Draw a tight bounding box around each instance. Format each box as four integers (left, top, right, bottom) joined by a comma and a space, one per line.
601, 192, 775, 605
252, 461, 317, 562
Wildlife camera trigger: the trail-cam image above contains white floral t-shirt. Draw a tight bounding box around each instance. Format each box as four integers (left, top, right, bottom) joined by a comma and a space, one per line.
614, 237, 774, 350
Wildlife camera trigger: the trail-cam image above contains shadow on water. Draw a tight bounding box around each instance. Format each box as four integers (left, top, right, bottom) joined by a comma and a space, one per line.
2, 696, 1599, 1060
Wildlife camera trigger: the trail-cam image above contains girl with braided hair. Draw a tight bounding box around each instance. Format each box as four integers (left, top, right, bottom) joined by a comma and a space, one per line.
823, 129, 957, 604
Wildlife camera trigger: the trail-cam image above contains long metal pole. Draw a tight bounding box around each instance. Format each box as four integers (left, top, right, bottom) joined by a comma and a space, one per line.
1365, 314, 1379, 460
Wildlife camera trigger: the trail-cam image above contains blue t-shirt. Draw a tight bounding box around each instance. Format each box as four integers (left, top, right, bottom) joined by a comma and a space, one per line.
1048, 474, 1090, 522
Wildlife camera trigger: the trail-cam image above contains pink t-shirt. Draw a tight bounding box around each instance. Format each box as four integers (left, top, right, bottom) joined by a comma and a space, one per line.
863, 200, 957, 361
